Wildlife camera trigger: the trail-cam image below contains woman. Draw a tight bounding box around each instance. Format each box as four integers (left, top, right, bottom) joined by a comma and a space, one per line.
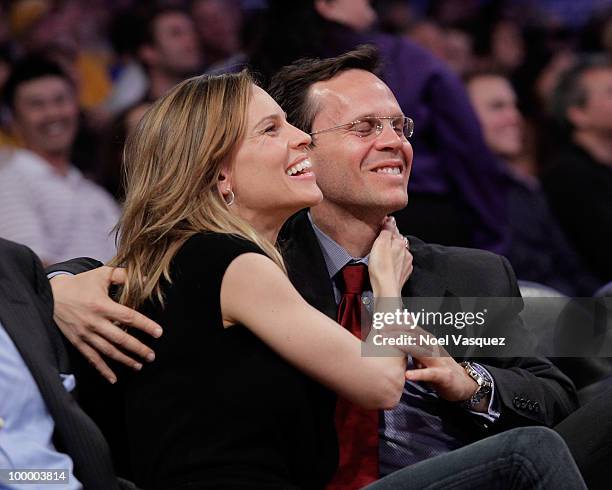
111, 70, 411, 489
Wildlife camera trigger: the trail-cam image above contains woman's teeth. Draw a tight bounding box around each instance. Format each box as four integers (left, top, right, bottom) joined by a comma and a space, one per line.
286, 159, 312, 176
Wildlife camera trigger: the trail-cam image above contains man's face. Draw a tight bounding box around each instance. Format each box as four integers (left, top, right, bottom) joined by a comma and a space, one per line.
307, 69, 412, 215
150, 12, 202, 76
467, 75, 522, 160
12, 75, 79, 157
191, 0, 241, 57
571, 68, 612, 135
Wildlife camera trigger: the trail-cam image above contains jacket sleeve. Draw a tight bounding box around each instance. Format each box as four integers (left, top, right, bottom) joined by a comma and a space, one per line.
46, 257, 104, 276
479, 256, 578, 430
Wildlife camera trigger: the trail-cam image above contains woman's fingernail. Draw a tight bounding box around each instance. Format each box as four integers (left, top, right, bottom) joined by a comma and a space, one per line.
134, 363, 143, 371
146, 352, 155, 362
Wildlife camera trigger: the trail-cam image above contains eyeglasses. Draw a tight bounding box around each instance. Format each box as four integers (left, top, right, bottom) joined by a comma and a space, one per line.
309, 116, 414, 140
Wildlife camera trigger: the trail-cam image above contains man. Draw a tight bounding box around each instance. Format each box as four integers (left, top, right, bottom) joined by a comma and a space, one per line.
136, 6, 203, 102
48, 48, 585, 488
190, 0, 242, 69
0, 238, 141, 490
0, 56, 119, 264
544, 55, 612, 285
465, 70, 601, 296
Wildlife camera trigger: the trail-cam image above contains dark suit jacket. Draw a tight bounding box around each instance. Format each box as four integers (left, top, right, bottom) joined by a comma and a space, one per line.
280, 210, 578, 435
0, 238, 126, 490
48, 211, 578, 441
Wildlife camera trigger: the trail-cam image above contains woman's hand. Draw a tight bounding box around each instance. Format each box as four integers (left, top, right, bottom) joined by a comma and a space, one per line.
368, 217, 413, 298
50, 267, 163, 383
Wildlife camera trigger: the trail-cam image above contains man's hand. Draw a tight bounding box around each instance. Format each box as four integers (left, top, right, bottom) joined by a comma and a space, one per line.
405, 356, 486, 409
50, 267, 163, 384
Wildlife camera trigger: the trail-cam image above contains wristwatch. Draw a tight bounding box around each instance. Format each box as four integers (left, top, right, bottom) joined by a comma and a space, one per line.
459, 361, 493, 409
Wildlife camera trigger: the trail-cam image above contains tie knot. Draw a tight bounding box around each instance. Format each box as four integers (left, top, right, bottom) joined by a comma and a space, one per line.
338, 263, 369, 295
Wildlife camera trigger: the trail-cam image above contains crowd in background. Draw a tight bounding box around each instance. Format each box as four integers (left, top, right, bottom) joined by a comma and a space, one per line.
0, 0, 611, 296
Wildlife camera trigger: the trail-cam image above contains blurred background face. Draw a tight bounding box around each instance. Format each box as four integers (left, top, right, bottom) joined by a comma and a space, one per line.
570, 67, 612, 135
191, 0, 242, 64
230, 85, 321, 219
12, 75, 79, 157
467, 75, 523, 160
149, 11, 202, 76
308, 69, 412, 216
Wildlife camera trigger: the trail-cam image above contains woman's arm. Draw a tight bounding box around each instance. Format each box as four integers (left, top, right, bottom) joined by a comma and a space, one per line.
221, 227, 412, 410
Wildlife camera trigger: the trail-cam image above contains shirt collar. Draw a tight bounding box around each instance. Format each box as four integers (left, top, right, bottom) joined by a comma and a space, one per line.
307, 211, 369, 280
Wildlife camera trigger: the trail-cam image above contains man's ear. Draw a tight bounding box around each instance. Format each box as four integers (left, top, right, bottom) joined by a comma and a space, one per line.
567, 105, 588, 130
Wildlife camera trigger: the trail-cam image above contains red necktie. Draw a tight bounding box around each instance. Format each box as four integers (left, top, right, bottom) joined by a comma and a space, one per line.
327, 264, 379, 490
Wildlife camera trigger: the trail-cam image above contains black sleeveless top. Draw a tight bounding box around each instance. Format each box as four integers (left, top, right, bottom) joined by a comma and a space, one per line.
122, 233, 338, 489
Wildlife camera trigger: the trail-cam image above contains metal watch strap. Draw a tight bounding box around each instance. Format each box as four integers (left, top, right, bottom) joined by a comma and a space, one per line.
460, 361, 492, 409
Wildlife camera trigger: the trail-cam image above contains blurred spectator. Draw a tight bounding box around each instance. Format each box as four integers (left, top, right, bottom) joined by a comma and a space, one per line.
0, 45, 14, 147
443, 25, 476, 75
405, 19, 447, 60
97, 8, 149, 120
191, 0, 243, 69
215, 0, 510, 254
13, 0, 113, 111
99, 101, 152, 200
375, 0, 413, 34
466, 70, 601, 295
0, 56, 119, 264
136, 5, 203, 101
544, 54, 612, 285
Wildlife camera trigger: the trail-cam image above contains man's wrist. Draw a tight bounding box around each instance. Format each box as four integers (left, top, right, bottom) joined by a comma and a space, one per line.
459, 362, 493, 411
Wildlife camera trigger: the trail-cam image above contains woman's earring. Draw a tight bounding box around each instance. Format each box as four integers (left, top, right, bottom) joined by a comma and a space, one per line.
224, 189, 235, 206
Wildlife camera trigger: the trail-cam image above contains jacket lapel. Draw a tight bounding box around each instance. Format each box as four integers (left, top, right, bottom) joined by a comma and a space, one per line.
280, 210, 338, 320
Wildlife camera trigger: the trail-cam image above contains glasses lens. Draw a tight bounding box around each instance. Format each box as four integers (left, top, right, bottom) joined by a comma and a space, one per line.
352, 119, 378, 137
403, 117, 414, 138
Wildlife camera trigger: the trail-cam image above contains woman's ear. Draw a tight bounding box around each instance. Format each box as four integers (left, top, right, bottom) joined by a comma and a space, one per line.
217, 168, 233, 195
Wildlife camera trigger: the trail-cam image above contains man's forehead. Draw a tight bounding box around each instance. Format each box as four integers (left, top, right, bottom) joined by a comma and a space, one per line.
17, 76, 72, 97
310, 69, 400, 122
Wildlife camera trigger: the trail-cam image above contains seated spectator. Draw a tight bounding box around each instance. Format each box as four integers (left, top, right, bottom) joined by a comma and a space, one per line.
0, 237, 144, 490
0, 56, 119, 264
465, 70, 601, 295
190, 0, 243, 70
135, 5, 203, 102
544, 55, 612, 285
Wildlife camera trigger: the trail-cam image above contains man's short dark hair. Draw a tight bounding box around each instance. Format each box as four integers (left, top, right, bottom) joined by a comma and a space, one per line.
550, 54, 612, 131
267, 45, 381, 134
3, 55, 73, 111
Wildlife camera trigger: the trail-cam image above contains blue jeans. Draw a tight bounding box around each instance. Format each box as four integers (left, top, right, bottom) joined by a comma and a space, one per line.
365, 427, 585, 489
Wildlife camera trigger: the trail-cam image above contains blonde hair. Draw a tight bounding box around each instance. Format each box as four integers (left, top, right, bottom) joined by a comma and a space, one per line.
111, 71, 286, 308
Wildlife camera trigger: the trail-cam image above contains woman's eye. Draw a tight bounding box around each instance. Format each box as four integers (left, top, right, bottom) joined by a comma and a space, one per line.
264, 124, 278, 134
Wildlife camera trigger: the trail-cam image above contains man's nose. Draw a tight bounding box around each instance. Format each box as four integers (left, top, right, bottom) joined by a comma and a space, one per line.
374, 122, 404, 151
